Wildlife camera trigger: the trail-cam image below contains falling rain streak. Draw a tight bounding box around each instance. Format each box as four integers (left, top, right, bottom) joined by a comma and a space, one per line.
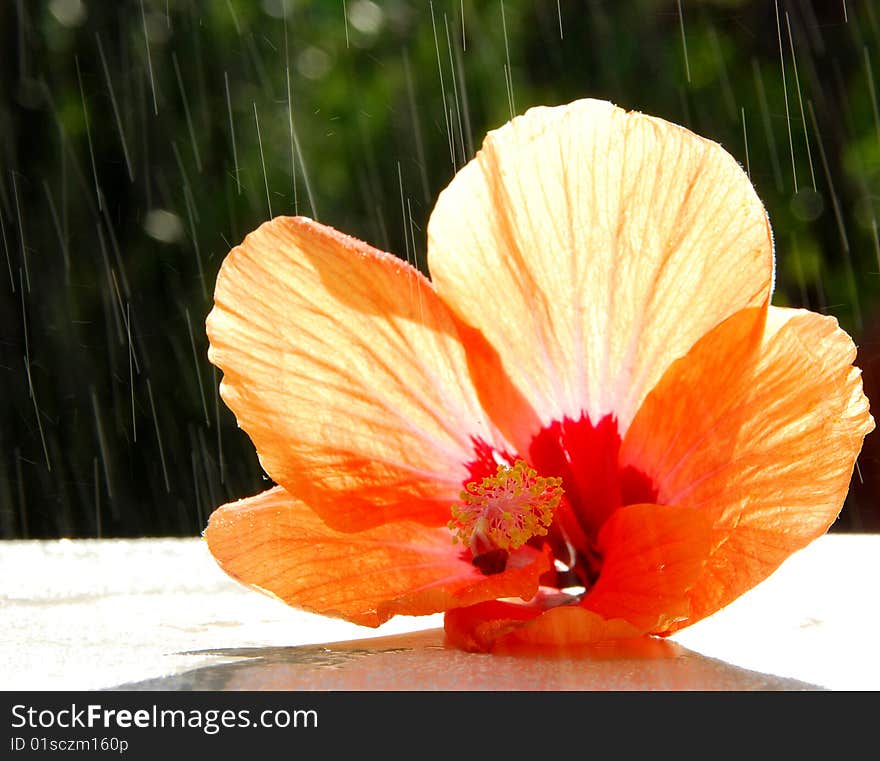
776, 0, 798, 192
1, 1, 878, 538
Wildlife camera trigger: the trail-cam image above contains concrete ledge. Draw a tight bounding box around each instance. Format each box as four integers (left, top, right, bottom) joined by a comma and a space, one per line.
1, 534, 877, 690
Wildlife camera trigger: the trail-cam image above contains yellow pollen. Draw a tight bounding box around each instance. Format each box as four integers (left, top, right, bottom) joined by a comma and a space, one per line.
449, 460, 563, 553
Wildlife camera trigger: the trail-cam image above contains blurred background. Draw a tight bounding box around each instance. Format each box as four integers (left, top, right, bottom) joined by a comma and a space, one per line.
0, 0, 877, 539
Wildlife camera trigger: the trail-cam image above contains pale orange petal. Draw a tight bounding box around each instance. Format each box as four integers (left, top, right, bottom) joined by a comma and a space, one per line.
444, 595, 641, 653
427, 99, 773, 446
489, 606, 643, 652
205, 487, 550, 627
621, 306, 874, 631
207, 217, 507, 531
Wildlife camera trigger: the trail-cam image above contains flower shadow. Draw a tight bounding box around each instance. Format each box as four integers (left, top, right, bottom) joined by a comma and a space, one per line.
109, 628, 822, 691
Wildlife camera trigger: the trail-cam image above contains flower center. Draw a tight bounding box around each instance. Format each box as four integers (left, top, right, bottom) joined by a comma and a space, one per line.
449, 460, 563, 565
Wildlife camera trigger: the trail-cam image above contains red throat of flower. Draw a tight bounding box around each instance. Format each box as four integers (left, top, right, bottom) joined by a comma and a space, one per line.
456, 415, 661, 588
449, 460, 563, 575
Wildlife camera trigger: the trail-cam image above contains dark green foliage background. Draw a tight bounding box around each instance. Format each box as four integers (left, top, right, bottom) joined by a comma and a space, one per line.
1, 0, 878, 538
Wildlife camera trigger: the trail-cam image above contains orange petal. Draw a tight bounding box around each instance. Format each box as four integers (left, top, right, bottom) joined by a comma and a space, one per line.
444, 595, 642, 653
620, 304, 768, 509
444, 502, 712, 652
207, 217, 506, 531
205, 487, 551, 628
621, 306, 874, 631
584, 502, 713, 630
427, 99, 773, 445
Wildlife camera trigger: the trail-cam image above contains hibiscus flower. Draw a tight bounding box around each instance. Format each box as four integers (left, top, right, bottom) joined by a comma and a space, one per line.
204, 99, 873, 653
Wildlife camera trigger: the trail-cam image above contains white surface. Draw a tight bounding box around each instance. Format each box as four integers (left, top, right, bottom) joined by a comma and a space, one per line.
1, 537, 441, 691
1, 534, 877, 690
671, 533, 880, 690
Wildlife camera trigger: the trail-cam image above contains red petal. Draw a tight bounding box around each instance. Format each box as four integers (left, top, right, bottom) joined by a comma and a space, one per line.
585, 502, 713, 631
